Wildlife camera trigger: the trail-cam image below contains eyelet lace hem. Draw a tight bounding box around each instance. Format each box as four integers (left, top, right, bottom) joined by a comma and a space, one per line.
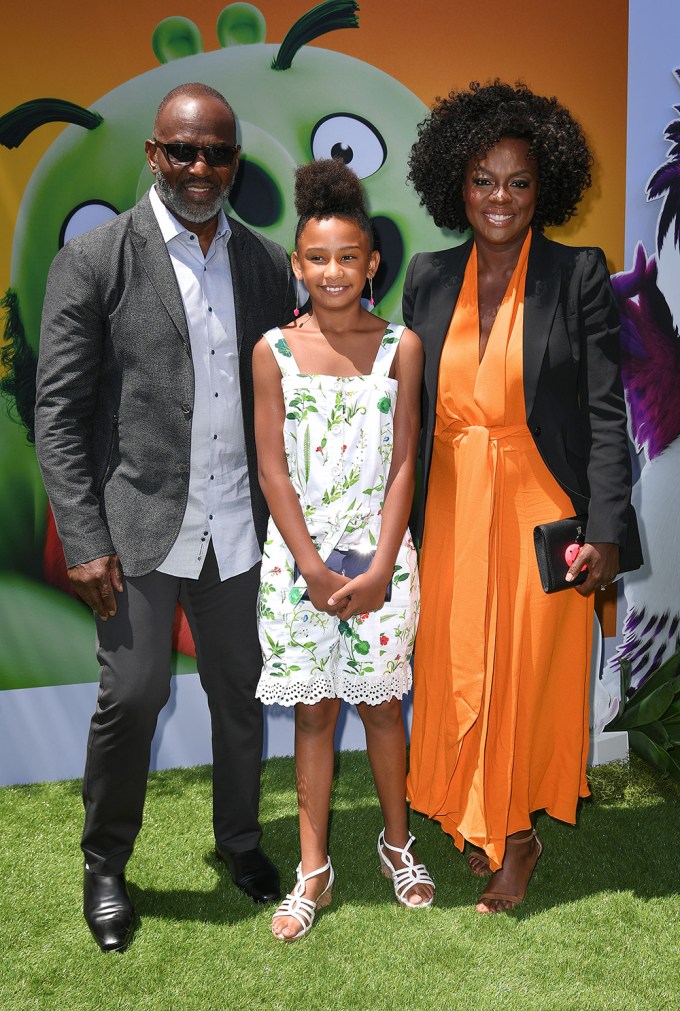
256, 663, 412, 707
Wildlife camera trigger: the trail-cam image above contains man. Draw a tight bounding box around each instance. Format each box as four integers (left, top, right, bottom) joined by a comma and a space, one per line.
35, 83, 295, 952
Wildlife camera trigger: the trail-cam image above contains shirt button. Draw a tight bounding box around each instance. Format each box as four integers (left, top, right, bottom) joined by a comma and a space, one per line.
177, 464, 189, 473
211, 349, 215, 355
203, 266, 207, 272
214, 392, 218, 397
201, 537, 206, 542
209, 514, 213, 519
203, 530, 209, 536
213, 434, 217, 440
533, 426, 542, 437
181, 403, 192, 416
189, 235, 195, 241
210, 475, 214, 480
208, 306, 213, 312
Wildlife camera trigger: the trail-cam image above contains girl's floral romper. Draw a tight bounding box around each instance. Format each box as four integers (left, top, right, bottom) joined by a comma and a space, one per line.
255, 324, 420, 708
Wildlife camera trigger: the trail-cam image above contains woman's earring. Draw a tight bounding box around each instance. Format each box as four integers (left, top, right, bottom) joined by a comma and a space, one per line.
368, 276, 375, 309
294, 278, 301, 318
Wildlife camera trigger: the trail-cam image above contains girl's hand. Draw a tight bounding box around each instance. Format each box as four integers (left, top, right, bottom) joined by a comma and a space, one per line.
565, 542, 620, 597
327, 570, 391, 618
305, 568, 352, 615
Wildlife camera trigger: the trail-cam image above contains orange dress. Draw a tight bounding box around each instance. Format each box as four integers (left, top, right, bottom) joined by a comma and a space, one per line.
407, 234, 594, 871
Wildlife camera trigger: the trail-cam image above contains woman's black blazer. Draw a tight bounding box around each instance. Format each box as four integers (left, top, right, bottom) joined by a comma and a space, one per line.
403, 230, 641, 560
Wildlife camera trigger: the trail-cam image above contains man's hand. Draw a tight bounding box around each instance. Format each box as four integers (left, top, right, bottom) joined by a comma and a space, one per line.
68, 554, 124, 619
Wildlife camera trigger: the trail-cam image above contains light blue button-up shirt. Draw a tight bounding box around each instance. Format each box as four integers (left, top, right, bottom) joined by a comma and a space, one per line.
150, 186, 260, 580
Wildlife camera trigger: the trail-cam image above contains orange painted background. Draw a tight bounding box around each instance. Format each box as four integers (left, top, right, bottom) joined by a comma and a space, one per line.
1, 0, 628, 293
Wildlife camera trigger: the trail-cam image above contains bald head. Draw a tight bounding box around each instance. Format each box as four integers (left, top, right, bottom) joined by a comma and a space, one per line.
153, 83, 234, 136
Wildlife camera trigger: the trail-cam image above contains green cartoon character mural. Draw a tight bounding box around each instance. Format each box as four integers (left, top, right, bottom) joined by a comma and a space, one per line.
0, 0, 457, 689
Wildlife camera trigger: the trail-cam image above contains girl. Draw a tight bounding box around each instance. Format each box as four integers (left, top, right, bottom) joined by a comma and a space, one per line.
253, 159, 433, 941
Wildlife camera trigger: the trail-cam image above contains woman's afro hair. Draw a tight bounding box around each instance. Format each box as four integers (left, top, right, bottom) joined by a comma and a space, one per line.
294, 158, 374, 248
408, 80, 593, 232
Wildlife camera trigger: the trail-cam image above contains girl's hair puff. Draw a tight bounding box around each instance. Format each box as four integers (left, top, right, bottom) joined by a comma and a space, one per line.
294, 158, 374, 248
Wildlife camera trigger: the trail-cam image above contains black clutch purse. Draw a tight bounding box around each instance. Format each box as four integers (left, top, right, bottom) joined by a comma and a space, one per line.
533, 512, 644, 594
294, 548, 392, 602
533, 516, 588, 593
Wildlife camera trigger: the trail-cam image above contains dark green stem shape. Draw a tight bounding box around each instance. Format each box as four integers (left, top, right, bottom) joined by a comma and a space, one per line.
272, 0, 359, 71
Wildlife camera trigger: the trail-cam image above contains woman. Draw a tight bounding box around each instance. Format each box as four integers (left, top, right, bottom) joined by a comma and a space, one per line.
404, 81, 640, 913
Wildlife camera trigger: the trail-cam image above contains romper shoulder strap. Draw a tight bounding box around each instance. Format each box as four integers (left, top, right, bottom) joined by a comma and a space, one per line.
370, 323, 405, 377
262, 328, 300, 375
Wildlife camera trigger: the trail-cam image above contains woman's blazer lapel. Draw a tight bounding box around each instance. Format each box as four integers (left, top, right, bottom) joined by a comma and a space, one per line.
522, 231, 562, 420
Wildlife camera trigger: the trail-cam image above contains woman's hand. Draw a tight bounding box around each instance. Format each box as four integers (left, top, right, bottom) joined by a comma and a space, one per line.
326, 569, 391, 618
565, 542, 620, 597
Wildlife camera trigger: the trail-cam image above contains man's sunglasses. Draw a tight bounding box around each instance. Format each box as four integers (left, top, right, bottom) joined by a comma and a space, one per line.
153, 139, 240, 167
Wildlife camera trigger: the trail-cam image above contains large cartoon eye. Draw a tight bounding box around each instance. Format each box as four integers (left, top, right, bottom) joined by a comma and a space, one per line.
60, 201, 118, 247
311, 115, 386, 179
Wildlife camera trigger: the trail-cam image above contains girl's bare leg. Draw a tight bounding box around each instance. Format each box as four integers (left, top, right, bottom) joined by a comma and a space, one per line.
358, 698, 434, 905
272, 697, 340, 939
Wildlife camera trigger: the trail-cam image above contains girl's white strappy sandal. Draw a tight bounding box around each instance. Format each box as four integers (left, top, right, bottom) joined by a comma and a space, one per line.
377, 830, 435, 909
271, 858, 334, 942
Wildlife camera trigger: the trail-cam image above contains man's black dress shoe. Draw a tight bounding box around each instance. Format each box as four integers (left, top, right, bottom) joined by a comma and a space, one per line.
215, 845, 280, 903
83, 866, 135, 952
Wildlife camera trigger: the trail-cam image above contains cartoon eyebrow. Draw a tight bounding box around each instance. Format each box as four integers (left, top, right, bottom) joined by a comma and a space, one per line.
272, 0, 359, 71
0, 99, 102, 149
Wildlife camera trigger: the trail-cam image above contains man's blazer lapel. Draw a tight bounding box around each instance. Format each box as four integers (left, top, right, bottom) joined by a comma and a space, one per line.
523, 231, 561, 419
129, 193, 191, 355
228, 220, 251, 353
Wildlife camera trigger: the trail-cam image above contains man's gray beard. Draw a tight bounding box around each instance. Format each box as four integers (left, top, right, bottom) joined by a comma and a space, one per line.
154, 162, 229, 224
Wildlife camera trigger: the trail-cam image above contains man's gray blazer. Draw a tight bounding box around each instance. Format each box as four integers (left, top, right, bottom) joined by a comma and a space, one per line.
35, 191, 295, 576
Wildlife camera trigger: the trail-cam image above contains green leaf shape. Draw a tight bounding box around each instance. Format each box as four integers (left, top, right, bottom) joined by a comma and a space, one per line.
288, 587, 303, 606
666, 748, 680, 784
662, 719, 680, 745
354, 640, 370, 655
628, 730, 671, 777
630, 650, 680, 705
275, 338, 292, 358
616, 658, 632, 720
338, 620, 353, 638
376, 397, 391, 414
614, 679, 678, 730
635, 721, 671, 749
664, 696, 680, 720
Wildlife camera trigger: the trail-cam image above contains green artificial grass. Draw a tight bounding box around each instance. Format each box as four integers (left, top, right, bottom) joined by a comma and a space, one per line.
2, 752, 679, 1011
